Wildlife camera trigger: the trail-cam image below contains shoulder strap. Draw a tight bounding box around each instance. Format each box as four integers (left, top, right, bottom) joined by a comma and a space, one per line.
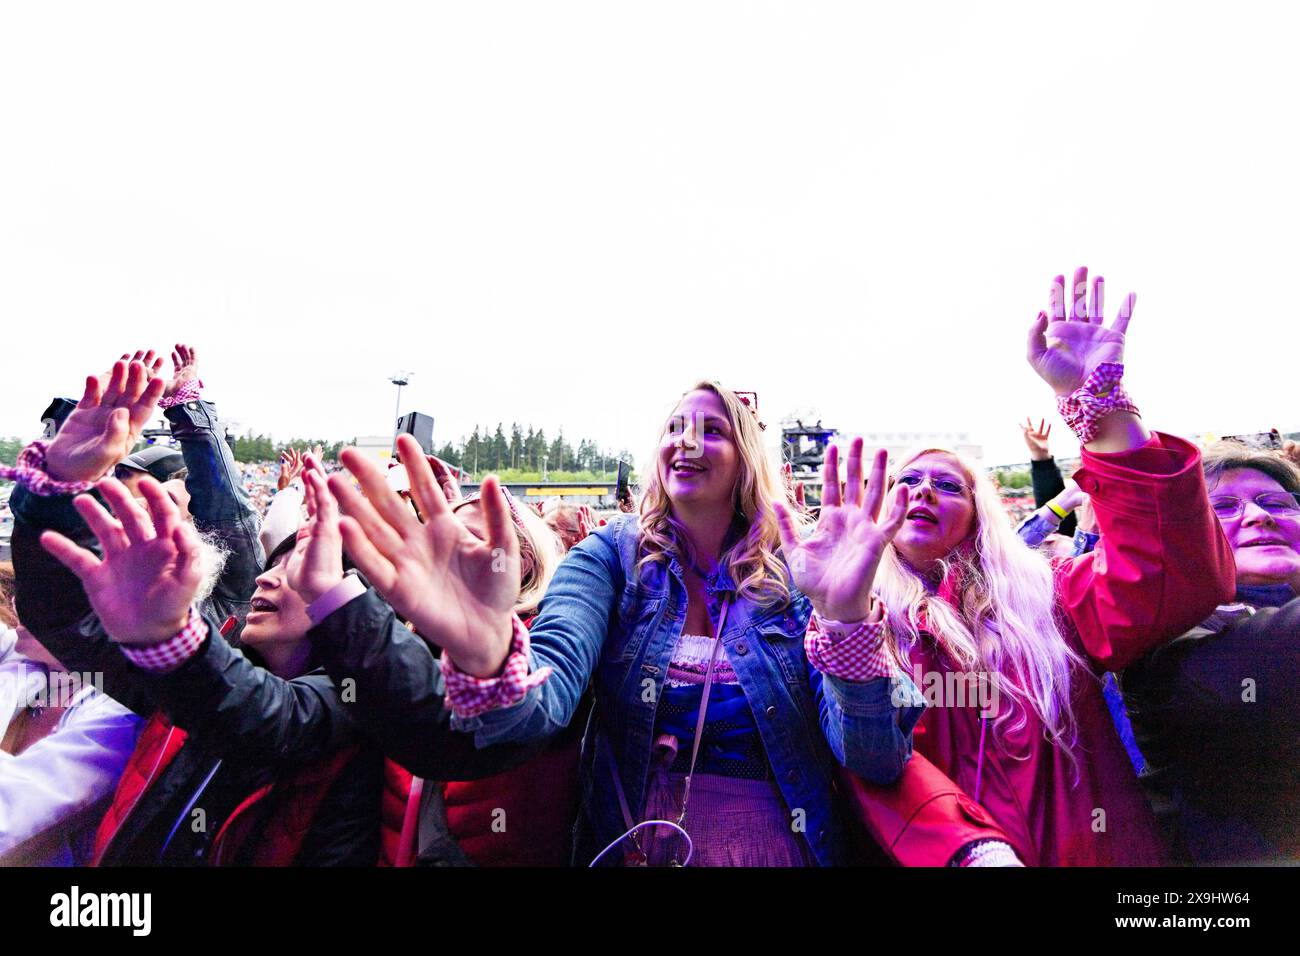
604, 597, 733, 833
675, 599, 730, 826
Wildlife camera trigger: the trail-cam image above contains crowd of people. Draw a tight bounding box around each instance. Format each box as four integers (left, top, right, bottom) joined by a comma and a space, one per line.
1, 266, 1297, 868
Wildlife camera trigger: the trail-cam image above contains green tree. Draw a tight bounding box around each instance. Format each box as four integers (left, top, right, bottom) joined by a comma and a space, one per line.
435, 442, 460, 467
0, 437, 26, 467
491, 423, 507, 471
509, 423, 524, 470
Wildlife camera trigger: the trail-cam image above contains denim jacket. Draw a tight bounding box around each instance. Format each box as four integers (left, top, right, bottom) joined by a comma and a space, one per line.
454, 515, 925, 866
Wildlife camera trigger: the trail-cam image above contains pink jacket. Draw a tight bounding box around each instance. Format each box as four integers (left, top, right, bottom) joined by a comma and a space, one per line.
901, 433, 1235, 866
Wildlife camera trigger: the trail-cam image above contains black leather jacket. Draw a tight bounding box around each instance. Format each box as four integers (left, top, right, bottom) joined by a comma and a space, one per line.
1121, 591, 1300, 864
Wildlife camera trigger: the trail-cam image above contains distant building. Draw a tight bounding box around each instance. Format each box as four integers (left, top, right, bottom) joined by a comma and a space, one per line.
352, 435, 395, 467
855, 430, 984, 466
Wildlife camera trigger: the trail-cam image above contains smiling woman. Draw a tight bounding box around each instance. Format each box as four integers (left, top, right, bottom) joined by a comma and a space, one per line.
789, 266, 1238, 866
330, 379, 933, 866
1119, 442, 1300, 864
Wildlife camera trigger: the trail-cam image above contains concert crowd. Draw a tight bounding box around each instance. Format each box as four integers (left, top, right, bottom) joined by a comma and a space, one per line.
1, 267, 1297, 868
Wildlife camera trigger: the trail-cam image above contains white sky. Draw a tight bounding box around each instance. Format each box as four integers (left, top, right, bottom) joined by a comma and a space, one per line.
2, 1, 1297, 468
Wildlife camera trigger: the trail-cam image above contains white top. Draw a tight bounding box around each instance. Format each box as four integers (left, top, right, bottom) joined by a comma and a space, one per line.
0, 636, 144, 865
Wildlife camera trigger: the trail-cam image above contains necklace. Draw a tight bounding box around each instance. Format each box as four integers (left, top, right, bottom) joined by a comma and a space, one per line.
685, 554, 718, 582
683, 555, 726, 621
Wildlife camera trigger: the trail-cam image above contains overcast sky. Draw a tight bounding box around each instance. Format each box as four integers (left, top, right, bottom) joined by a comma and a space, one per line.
2, 1, 1296, 468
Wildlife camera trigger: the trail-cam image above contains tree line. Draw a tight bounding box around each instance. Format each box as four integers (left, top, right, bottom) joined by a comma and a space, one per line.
434, 424, 634, 480
221, 426, 635, 481
227, 432, 350, 464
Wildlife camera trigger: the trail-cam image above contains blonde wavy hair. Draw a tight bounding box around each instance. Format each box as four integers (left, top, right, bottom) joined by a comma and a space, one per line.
454, 494, 563, 618
637, 381, 801, 608
874, 447, 1089, 758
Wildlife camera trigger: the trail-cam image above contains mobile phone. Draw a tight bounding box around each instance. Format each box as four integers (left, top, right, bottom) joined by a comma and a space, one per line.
616, 460, 631, 500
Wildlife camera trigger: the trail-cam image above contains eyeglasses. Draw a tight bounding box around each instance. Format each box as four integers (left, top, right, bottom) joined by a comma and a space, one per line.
894, 472, 969, 497
1208, 492, 1300, 520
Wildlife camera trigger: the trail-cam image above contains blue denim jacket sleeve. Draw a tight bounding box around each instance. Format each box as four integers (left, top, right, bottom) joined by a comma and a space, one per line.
809, 658, 925, 786
451, 526, 621, 746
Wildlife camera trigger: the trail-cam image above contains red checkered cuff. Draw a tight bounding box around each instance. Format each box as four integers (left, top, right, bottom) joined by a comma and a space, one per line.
0, 441, 96, 497
121, 608, 208, 673
805, 603, 896, 680
441, 615, 553, 719
158, 378, 204, 409
1055, 362, 1139, 444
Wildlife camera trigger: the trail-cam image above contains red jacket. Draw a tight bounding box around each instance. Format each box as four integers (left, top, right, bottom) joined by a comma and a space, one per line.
442, 734, 582, 866
898, 433, 1235, 866
94, 712, 363, 866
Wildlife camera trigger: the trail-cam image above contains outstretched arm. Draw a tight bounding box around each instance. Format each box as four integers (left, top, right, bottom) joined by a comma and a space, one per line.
775, 438, 922, 785
160, 344, 264, 615
1026, 267, 1235, 669
10, 357, 167, 713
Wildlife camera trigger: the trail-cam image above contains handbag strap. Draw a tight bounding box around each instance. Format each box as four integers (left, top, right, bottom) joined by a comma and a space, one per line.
675, 598, 730, 826
606, 597, 733, 835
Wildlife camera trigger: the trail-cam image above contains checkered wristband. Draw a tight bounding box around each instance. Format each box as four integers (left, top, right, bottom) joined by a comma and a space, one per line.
805, 604, 896, 680
158, 378, 203, 409
1055, 362, 1139, 444
121, 608, 208, 673
0, 441, 96, 497
441, 616, 553, 718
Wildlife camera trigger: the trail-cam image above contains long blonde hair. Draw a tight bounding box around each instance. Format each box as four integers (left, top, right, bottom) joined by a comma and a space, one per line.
874, 447, 1088, 756
637, 381, 801, 608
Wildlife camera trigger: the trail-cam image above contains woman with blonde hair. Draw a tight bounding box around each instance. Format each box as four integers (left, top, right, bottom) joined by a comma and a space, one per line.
776, 266, 1236, 865
326, 380, 927, 866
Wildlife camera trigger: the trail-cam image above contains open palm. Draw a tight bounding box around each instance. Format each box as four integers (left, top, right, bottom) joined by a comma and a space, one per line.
41, 477, 201, 645
1028, 267, 1135, 395
46, 359, 165, 483
329, 434, 519, 677
164, 343, 201, 400
285, 459, 345, 603
774, 438, 907, 622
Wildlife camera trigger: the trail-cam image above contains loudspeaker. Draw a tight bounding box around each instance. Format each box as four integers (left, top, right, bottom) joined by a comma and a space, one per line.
394, 412, 435, 457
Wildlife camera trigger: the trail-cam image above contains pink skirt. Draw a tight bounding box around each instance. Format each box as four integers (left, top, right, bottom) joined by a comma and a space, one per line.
637, 771, 817, 867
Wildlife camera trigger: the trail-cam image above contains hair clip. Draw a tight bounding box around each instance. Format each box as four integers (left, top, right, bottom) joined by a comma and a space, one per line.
733, 391, 766, 431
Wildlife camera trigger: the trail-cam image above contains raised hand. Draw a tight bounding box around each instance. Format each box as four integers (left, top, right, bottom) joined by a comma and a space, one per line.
1027, 266, 1134, 395
285, 456, 345, 604
39, 477, 202, 644
1281, 440, 1300, 468
328, 433, 519, 677
45, 359, 166, 483
428, 455, 464, 507
576, 504, 596, 541
781, 461, 808, 510
278, 448, 305, 490
119, 349, 164, 378
1021, 417, 1052, 461
163, 343, 200, 400
773, 437, 909, 622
